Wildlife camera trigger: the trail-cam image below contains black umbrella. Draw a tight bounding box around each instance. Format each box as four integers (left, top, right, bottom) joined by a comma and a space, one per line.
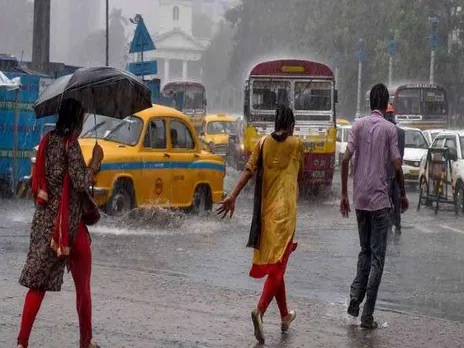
34, 66, 152, 119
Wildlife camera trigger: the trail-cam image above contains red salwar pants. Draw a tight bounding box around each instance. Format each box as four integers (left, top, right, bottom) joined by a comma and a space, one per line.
255, 240, 295, 319
17, 224, 93, 348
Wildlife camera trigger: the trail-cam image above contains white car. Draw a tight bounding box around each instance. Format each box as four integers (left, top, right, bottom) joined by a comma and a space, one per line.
401, 126, 430, 185
422, 129, 445, 147
418, 130, 464, 211
336, 125, 352, 166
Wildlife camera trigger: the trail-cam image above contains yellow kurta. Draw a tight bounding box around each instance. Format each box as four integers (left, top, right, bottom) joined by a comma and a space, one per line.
246, 135, 303, 275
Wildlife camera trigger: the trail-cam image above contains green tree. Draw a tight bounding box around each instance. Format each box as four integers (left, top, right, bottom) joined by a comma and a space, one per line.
70, 8, 128, 68
0, 0, 34, 60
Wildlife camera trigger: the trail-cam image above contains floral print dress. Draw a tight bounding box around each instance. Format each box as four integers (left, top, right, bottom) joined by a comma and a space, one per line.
19, 132, 92, 291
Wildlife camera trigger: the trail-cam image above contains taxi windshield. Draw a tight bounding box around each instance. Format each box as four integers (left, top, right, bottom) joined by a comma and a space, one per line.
207, 121, 234, 134
104, 116, 143, 146
404, 130, 428, 149
81, 115, 122, 139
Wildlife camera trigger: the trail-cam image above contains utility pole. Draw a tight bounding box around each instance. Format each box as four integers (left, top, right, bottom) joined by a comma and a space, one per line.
105, 0, 109, 66
32, 0, 51, 72
387, 29, 397, 88
332, 54, 341, 90
429, 16, 439, 85
355, 38, 365, 119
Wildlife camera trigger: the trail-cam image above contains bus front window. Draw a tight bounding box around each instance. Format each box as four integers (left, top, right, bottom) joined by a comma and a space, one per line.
251, 80, 290, 110
424, 89, 447, 115
183, 87, 206, 110
396, 89, 421, 114
294, 81, 332, 111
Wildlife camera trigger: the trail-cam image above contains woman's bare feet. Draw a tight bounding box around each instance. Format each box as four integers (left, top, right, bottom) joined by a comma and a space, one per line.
251, 308, 265, 344
281, 310, 297, 332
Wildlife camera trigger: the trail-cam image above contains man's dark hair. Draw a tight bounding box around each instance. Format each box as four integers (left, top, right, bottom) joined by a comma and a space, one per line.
275, 104, 295, 132
56, 98, 84, 136
370, 83, 389, 111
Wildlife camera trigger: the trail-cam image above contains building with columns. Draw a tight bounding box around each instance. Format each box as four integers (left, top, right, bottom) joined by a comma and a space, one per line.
149, 0, 207, 85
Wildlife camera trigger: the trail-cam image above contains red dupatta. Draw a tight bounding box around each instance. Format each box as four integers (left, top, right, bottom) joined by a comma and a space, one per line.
32, 133, 73, 257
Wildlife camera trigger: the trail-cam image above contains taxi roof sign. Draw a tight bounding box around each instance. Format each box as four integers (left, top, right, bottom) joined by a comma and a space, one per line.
129, 19, 155, 53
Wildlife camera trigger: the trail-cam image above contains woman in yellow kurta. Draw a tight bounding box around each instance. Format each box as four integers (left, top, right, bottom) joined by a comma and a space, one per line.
218, 105, 303, 344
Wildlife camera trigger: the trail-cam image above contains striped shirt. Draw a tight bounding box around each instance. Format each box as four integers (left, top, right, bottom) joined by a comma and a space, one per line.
347, 111, 401, 211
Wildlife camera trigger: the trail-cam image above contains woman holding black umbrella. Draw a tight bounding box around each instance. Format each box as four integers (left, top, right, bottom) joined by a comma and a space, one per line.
17, 98, 103, 348
217, 105, 303, 344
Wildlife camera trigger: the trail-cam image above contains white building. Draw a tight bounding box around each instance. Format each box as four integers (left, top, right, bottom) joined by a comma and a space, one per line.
149, 0, 207, 84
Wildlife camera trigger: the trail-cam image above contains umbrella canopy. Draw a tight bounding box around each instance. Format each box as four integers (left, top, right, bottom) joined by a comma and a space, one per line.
34, 66, 152, 119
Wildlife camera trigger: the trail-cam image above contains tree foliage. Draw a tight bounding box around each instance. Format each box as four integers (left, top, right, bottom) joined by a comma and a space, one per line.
69, 8, 128, 68
202, 0, 464, 116
0, 0, 34, 60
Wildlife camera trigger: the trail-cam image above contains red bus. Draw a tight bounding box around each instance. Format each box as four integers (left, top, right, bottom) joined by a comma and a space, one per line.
243, 59, 337, 194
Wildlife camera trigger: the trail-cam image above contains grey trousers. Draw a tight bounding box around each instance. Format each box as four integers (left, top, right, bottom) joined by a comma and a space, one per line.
350, 208, 391, 322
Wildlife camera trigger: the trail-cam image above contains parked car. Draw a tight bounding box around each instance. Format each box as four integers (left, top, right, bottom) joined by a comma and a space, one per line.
79, 104, 225, 216
422, 129, 445, 147
401, 126, 430, 186
418, 130, 464, 212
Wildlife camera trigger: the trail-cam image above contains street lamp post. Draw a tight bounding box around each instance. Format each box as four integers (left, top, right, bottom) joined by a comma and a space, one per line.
387, 29, 397, 88
332, 54, 341, 90
105, 0, 109, 66
355, 38, 365, 119
429, 16, 439, 84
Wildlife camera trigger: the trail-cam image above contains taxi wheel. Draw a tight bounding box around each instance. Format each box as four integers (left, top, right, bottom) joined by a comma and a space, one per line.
191, 186, 212, 214
106, 184, 133, 216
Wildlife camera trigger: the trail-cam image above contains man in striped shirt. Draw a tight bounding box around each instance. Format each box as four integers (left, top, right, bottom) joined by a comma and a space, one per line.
340, 83, 409, 329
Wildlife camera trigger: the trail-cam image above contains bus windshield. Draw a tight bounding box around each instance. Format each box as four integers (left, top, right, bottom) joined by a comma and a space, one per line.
251, 80, 290, 110
183, 86, 206, 110
396, 89, 421, 114
424, 89, 447, 115
294, 81, 331, 111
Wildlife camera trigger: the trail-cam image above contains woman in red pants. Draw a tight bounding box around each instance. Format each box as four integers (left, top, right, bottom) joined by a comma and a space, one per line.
218, 105, 303, 344
17, 98, 103, 348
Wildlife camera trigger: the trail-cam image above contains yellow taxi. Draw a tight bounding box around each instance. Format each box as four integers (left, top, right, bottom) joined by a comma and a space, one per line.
199, 114, 236, 156
79, 105, 225, 216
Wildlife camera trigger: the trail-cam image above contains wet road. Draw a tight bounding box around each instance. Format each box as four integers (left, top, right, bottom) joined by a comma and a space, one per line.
1, 170, 464, 347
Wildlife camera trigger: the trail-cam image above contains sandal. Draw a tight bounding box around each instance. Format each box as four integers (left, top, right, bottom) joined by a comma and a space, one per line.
281, 310, 297, 332
251, 308, 265, 344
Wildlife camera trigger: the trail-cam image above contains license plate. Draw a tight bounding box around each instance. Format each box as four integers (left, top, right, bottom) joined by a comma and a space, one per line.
312, 171, 325, 178
409, 169, 419, 176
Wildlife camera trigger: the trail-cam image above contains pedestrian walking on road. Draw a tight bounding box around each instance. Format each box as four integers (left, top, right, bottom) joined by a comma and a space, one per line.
385, 104, 405, 234
217, 105, 303, 344
17, 99, 103, 348
340, 84, 409, 329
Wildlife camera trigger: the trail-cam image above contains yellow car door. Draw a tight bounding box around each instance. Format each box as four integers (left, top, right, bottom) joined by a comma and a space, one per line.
140, 118, 173, 206
168, 118, 198, 207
